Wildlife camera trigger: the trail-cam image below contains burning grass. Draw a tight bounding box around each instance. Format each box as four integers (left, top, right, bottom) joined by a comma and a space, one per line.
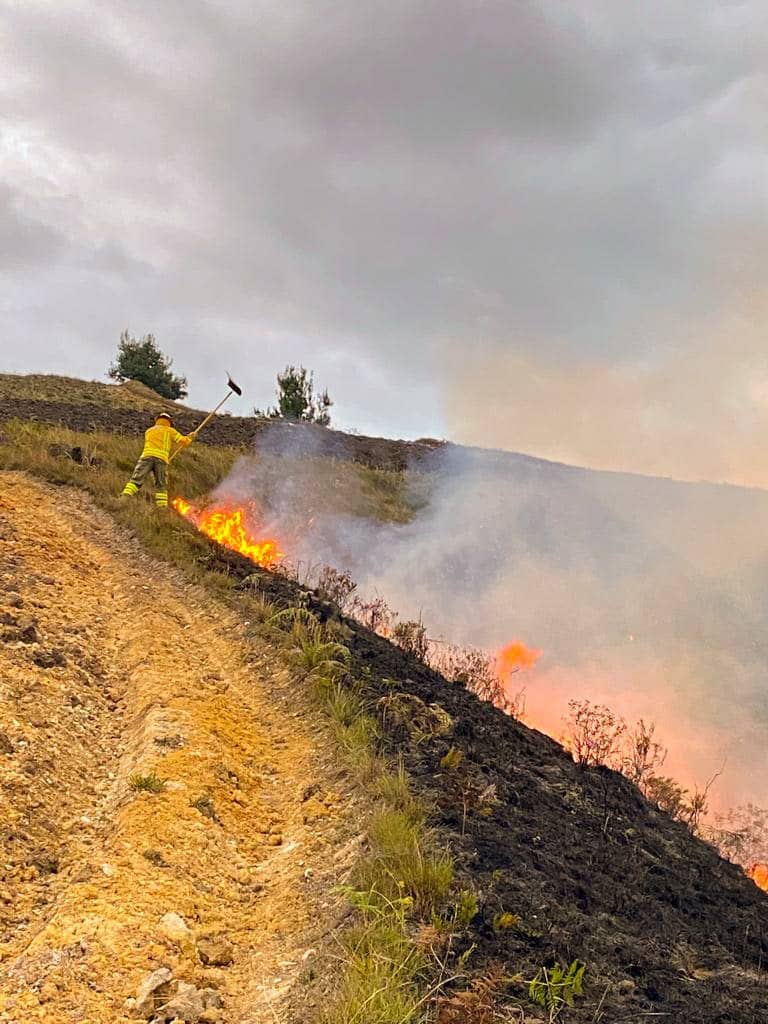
172, 496, 284, 566
0, 419, 417, 586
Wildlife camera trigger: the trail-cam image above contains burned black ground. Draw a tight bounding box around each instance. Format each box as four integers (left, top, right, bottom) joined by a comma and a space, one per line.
211, 545, 768, 1023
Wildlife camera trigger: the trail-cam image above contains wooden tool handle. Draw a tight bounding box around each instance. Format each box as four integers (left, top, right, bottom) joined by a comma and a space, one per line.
168, 390, 234, 463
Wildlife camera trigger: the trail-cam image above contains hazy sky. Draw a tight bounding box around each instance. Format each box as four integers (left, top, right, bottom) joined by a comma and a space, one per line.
2, 2, 766, 479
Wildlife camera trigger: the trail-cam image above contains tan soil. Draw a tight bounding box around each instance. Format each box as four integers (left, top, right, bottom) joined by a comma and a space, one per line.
0, 472, 356, 1023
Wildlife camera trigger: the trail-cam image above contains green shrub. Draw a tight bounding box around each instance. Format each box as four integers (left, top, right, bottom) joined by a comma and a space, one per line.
129, 772, 166, 793
108, 330, 187, 400
452, 889, 480, 930
526, 961, 586, 1022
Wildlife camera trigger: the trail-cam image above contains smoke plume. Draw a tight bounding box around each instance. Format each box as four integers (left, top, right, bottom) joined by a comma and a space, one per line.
443, 300, 768, 489
216, 424, 768, 809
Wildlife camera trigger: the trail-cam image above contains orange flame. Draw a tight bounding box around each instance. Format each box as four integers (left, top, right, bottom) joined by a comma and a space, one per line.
748, 863, 768, 893
172, 497, 284, 567
494, 640, 542, 678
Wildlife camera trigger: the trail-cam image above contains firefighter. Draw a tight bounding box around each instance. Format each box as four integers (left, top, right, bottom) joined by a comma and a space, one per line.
120, 412, 195, 508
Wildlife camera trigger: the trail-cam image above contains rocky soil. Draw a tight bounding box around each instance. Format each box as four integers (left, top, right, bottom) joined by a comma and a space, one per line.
0, 473, 358, 1023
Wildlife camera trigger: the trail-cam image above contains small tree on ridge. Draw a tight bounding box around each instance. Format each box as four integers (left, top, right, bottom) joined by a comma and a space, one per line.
108, 330, 188, 400
256, 365, 333, 426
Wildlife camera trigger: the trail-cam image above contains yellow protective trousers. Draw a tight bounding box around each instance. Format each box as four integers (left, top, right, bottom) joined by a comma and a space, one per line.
121, 457, 169, 507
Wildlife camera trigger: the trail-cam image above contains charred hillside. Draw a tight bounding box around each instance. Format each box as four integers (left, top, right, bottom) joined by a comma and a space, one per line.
0, 381, 443, 472
213, 544, 768, 1023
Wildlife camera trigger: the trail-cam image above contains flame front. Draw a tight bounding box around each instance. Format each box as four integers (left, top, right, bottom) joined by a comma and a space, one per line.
494, 640, 542, 678
748, 863, 768, 893
172, 497, 283, 567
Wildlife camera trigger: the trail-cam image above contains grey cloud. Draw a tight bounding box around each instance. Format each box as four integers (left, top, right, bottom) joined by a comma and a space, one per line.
0, 1, 766, 447
0, 185, 66, 269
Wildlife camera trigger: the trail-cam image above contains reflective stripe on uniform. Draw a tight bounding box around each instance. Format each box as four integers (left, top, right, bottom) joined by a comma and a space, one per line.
122, 481, 139, 496
155, 491, 169, 507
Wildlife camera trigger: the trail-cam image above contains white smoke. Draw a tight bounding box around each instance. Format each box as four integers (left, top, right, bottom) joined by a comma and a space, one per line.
215, 425, 768, 809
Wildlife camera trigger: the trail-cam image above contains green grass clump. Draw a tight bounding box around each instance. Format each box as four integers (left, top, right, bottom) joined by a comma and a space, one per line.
321, 913, 427, 1024
374, 763, 427, 824
292, 627, 351, 681
356, 808, 454, 918
451, 889, 480, 930
332, 710, 380, 774
440, 746, 464, 771
493, 910, 520, 933
129, 772, 166, 793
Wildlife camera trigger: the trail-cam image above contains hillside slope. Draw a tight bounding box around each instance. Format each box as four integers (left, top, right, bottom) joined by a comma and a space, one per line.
4, 373, 768, 1020
226, 545, 768, 1023
0, 375, 177, 412
0, 473, 355, 1023
0, 373, 442, 471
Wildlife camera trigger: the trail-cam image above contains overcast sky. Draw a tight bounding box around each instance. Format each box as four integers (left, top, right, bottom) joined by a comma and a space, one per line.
1, 1, 766, 481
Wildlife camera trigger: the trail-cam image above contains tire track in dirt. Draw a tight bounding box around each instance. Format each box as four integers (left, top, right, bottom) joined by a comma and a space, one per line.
0, 472, 356, 1023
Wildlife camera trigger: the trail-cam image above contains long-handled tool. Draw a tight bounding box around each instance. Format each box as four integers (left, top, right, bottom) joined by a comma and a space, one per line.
169, 373, 242, 462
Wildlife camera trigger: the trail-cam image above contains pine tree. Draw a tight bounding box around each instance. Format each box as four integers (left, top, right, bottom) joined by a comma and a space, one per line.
108, 331, 188, 400
256, 365, 333, 426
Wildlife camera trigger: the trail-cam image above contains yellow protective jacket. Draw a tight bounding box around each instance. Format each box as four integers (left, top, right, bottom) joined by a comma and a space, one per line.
141, 422, 192, 463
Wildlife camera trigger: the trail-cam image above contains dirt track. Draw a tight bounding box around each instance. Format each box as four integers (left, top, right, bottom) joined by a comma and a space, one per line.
0, 473, 352, 1023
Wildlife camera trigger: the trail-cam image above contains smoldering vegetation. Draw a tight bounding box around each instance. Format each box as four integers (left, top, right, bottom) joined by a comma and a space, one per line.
213, 424, 768, 807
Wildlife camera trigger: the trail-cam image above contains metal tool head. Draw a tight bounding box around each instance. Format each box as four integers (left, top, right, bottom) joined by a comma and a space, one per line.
226, 373, 242, 397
